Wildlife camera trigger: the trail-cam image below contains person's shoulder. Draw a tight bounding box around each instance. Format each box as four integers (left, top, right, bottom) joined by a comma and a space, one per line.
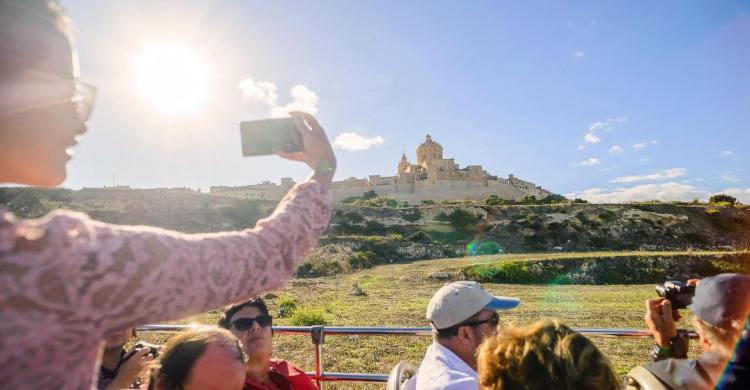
416, 373, 477, 390
646, 357, 713, 389
269, 359, 318, 389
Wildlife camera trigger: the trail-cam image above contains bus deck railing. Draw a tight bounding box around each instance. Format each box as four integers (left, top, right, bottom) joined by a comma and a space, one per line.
136, 325, 698, 388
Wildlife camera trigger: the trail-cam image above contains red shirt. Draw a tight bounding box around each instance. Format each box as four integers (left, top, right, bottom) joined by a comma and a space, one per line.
243, 359, 319, 390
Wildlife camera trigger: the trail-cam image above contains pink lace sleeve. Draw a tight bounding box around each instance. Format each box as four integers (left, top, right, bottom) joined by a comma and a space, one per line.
0, 180, 331, 335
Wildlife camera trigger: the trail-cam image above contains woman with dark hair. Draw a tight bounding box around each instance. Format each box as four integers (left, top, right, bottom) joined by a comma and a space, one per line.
0, 1, 336, 388
149, 328, 248, 390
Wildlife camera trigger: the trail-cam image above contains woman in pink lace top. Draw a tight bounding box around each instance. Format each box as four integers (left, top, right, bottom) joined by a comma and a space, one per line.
0, 1, 336, 388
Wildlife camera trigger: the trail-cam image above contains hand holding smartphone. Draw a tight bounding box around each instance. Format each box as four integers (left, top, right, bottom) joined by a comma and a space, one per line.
239, 112, 337, 186
239, 117, 303, 157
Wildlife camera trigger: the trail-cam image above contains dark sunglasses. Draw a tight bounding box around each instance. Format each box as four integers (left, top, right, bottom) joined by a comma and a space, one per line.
230, 315, 273, 331
461, 312, 500, 328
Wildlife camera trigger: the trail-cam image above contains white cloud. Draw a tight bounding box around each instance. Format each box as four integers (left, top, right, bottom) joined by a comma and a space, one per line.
573, 158, 601, 167
270, 84, 320, 118
566, 182, 710, 203
640, 158, 652, 163
333, 132, 384, 151
611, 168, 687, 183
589, 121, 606, 132
237, 77, 320, 118
584, 132, 601, 144
608, 145, 623, 155
720, 175, 740, 183
237, 78, 278, 106
579, 117, 628, 148
572, 50, 586, 59
722, 150, 735, 156
721, 188, 750, 204
632, 140, 658, 150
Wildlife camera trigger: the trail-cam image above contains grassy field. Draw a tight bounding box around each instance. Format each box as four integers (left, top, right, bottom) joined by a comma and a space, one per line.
140, 251, 738, 389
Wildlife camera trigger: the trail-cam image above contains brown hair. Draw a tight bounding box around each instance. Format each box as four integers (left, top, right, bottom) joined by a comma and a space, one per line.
151, 328, 247, 390
217, 297, 270, 329
0, 0, 73, 79
477, 318, 619, 390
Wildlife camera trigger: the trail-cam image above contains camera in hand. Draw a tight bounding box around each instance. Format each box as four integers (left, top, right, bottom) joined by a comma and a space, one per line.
132, 341, 160, 358
655, 280, 695, 309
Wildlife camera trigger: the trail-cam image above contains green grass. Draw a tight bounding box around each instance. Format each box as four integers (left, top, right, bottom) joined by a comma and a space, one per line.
137, 250, 739, 389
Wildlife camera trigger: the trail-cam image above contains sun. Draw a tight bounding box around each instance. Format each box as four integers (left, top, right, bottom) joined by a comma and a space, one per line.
133, 44, 212, 115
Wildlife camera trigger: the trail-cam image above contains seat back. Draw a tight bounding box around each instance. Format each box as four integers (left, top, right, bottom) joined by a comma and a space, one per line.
623, 366, 669, 390
386, 361, 418, 390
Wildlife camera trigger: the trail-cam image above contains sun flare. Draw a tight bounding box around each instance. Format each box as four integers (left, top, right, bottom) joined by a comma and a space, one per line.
133, 44, 212, 115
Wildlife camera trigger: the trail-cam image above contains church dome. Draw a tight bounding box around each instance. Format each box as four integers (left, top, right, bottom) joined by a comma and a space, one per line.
416, 134, 443, 166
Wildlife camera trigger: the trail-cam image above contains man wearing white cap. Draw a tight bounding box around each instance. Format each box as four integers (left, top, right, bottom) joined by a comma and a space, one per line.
415, 281, 520, 390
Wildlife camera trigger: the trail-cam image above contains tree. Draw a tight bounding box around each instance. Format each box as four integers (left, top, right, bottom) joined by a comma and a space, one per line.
709, 194, 737, 207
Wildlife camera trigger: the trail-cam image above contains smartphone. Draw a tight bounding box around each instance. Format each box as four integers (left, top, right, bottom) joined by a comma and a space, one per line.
239, 118, 303, 157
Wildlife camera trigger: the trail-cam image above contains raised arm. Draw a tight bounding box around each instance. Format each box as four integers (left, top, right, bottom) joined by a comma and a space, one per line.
1, 178, 330, 335
1, 112, 336, 337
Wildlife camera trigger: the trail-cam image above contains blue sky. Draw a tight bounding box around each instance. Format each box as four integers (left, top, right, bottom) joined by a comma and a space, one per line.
61, 0, 750, 202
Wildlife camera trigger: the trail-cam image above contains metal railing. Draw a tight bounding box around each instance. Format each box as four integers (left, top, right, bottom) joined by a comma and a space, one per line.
137, 324, 698, 388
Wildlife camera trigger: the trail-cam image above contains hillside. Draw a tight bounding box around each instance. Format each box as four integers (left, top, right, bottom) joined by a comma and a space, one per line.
2, 187, 749, 276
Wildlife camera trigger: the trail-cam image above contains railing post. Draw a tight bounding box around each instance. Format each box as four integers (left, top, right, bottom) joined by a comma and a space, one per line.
311, 325, 325, 390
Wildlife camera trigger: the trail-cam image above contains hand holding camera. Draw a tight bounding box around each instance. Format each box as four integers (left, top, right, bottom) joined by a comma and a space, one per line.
645, 279, 699, 348
110, 343, 159, 389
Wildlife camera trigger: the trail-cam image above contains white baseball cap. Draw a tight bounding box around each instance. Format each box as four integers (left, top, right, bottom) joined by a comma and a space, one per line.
426, 281, 520, 330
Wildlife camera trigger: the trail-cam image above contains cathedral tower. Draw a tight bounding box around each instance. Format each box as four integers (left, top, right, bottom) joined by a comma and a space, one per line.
416, 134, 443, 168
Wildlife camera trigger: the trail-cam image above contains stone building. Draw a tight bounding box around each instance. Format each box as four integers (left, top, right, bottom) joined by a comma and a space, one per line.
210, 135, 552, 203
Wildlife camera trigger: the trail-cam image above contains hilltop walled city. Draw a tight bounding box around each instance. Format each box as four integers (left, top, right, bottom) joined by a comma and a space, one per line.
210, 135, 552, 203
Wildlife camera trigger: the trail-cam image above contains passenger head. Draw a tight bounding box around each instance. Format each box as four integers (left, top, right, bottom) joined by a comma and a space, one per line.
426, 281, 519, 368
0, 0, 91, 186
151, 328, 247, 390
218, 297, 273, 364
477, 318, 619, 390
103, 327, 136, 351
688, 273, 750, 357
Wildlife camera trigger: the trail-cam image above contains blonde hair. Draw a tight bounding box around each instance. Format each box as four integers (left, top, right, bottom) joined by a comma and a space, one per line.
477, 318, 619, 390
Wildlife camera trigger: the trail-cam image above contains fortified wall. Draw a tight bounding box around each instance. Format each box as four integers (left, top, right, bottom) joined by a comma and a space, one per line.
210, 135, 552, 203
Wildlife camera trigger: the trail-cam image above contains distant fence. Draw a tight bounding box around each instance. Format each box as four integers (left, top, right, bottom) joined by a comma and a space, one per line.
137, 324, 698, 388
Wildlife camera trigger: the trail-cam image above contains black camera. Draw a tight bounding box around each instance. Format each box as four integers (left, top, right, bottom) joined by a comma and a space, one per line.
655, 280, 695, 309
132, 342, 160, 359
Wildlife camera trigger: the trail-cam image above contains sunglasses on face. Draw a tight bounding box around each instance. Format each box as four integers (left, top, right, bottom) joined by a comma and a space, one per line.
462, 312, 501, 328
230, 315, 273, 331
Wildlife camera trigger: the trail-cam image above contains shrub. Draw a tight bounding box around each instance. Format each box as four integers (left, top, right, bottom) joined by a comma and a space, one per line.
709, 194, 737, 207
408, 231, 433, 243
401, 209, 422, 222
277, 298, 297, 317
598, 210, 616, 222
362, 190, 377, 200
289, 307, 329, 326
540, 194, 567, 204
363, 220, 386, 235
484, 195, 506, 205
505, 223, 520, 234
347, 251, 377, 269
469, 241, 502, 255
